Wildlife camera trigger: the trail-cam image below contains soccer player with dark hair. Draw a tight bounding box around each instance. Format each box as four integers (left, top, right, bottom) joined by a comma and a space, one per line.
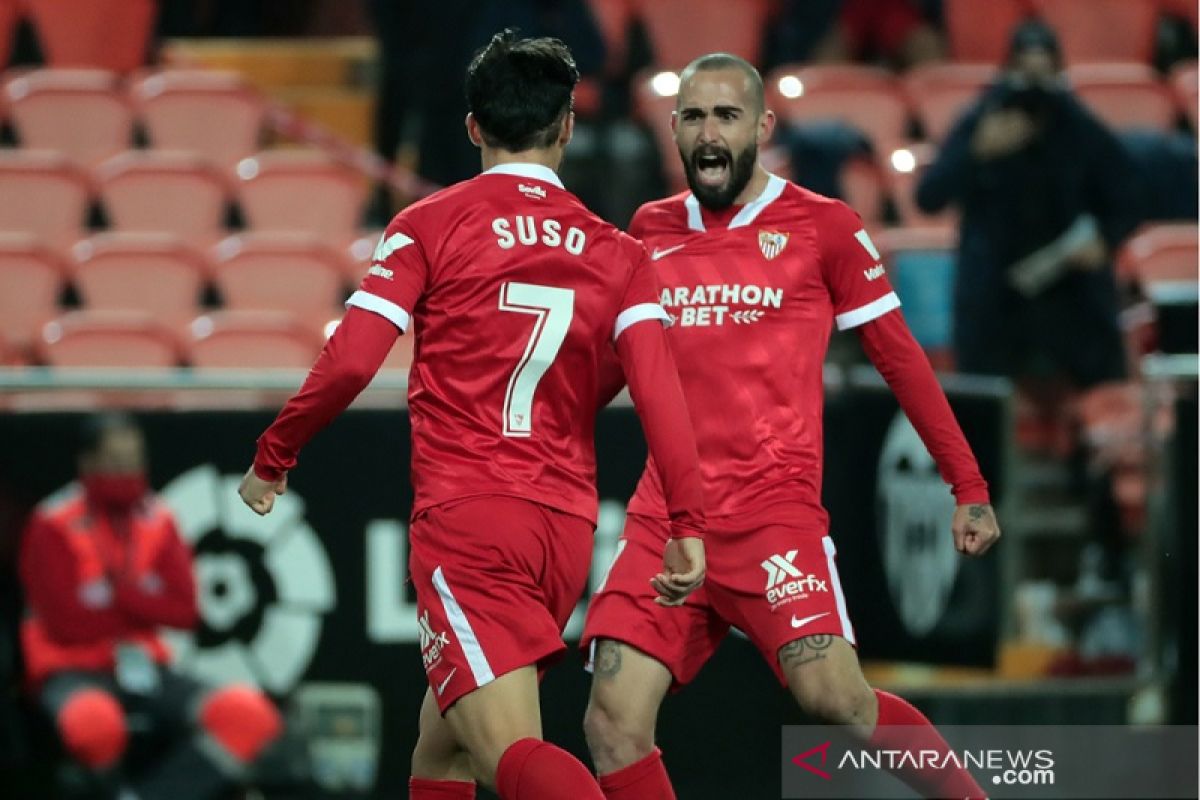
580, 53, 1001, 800
238, 30, 705, 800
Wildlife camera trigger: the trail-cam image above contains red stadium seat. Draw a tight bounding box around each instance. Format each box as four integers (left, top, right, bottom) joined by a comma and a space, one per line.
1068, 63, 1179, 132
188, 311, 323, 370
1118, 224, 1199, 284
884, 143, 958, 231
37, 310, 181, 368
903, 63, 999, 142
1161, 0, 1199, 30
634, 0, 769, 68
96, 150, 230, 247
1030, 0, 1159, 65
0, 232, 65, 353
1171, 60, 1198, 130
0, 0, 19, 71
21, 0, 155, 73
840, 156, 888, 229
236, 150, 368, 240
131, 70, 267, 168
70, 233, 208, 329
587, 0, 635, 75
4, 69, 133, 165
0, 149, 91, 248
944, 0, 1033, 64
211, 233, 349, 324
766, 66, 910, 154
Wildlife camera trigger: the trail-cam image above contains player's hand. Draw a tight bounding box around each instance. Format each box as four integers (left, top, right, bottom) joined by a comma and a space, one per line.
972, 109, 1036, 159
238, 466, 287, 516
652, 536, 705, 607
952, 503, 1000, 556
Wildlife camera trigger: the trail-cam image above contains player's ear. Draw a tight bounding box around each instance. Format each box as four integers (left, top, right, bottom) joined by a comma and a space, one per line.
758, 109, 776, 146
465, 113, 483, 148
559, 111, 575, 147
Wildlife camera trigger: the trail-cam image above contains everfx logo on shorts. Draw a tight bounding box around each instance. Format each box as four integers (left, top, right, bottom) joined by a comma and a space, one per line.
762, 551, 828, 606
418, 610, 451, 671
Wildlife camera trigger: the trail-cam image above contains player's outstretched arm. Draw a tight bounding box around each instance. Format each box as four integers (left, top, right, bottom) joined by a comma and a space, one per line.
857, 310, 1001, 556
239, 307, 398, 515
615, 319, 707, 604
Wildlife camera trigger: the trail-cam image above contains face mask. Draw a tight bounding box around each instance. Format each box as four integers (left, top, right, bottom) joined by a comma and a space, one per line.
83, 473, 148, 512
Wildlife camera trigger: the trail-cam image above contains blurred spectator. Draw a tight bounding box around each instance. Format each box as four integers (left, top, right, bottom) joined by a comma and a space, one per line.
767, 0, 945, 70
19, 413, 282, 800
369, 0, 605, 193
916, 19, 1138, 387
1119, 129, 1199, 223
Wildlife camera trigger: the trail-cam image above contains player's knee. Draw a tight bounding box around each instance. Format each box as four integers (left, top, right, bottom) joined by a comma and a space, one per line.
795, 680, 876, 727
583, 698, 654, 771
57, 689, 128, 770
199, 684, 282, 763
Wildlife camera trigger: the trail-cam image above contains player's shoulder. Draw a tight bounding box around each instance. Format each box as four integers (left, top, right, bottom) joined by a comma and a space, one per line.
32, 483, 84, 523
778, 180, 860, 227
629, 191, 692, 239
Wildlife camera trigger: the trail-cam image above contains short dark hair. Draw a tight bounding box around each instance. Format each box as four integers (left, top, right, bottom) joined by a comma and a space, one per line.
78, 412, 140, 456
465, 29, 579, 152
678, 52, 765, 113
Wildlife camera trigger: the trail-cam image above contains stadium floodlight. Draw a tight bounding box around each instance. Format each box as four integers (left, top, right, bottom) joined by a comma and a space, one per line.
890, 148, 917, 174
777, 75, 804, 99
650, 71, 680, 97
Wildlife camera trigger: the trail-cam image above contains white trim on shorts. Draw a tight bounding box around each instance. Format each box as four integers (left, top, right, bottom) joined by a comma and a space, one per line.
432, 566, 496, 686
821, 536, 856, 645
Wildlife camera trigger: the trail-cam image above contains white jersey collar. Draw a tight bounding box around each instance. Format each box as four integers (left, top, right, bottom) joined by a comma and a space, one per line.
481, 162, 565, 189
684, 173, 787, 232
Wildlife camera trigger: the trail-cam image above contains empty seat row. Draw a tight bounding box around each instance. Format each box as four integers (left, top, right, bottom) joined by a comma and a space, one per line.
0, 147, 370, 248
0, 230, 387, 353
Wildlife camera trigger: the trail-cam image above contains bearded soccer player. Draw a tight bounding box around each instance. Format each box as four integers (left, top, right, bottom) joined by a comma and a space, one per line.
580, 54, 1001, 800
238, 31, 706, 800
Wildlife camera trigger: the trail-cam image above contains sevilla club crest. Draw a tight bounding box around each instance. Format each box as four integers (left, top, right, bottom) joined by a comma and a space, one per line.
758, 230, 789, 260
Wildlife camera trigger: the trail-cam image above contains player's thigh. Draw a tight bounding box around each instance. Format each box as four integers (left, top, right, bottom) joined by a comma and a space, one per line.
587, 639, 672, 734
583, 513, 727, 689
778, 633, 875, 731
443, 665, 541, 788
408, 497, 578, 713
705, 523, 857, 685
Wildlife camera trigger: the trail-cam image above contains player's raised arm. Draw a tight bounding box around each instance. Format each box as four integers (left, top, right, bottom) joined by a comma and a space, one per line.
818, 206, 1000, 556
613, 250, 706, 603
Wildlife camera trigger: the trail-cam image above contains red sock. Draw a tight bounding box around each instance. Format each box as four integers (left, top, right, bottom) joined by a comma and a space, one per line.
598, 748, 675, 800
495, 738, 604, 800
409, 777, 476, 798
869, 690, 988, 800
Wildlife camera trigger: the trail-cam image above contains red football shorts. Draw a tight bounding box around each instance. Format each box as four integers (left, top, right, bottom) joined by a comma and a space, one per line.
582, 505, 856, 687
409, 496, 593, 712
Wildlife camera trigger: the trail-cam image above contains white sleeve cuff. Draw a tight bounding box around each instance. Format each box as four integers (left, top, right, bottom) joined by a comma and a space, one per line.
346, 290, 411, 332
613, 303, 672, 341
835, 292, 901, 331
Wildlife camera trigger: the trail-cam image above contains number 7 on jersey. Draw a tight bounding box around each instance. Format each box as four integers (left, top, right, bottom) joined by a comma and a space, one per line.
498, 282, 575, 437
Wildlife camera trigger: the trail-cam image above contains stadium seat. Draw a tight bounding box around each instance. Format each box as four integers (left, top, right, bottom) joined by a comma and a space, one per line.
70, 233, 208, 329
1068, 63, 1179, 132
188, 311, 323, 370
883, 143, 958, 231
131, 69, 267, 167
0, 150, 91, 248
0, 232, 66, 353
903, 63, 999, 142
211, 233, 349, 324
96, 150, 230, 246
0, 0, 19, 71
1161, 0, 1199, 30
1171, 60, 1198, 130
235, 150, 368, 240
944, 0, 1033, 64
1118, 224, 1199, 284
1031, 0, 1159, 65
587, 0, 635, 75
37, 310, 181, 368
4, 69, 134, 165
766, 66, 910, 155
634, 0, 769, 68
874, 227, 958, 368
21, 0, 155, 73
839, 156, 888, 229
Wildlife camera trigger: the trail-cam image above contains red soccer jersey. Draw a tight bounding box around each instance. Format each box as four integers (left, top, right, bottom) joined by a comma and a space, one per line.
625, 176, 903, 524
347, 163, 669, 523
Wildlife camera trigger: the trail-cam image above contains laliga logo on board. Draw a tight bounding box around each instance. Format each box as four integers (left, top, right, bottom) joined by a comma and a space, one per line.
160, 465, 336, 693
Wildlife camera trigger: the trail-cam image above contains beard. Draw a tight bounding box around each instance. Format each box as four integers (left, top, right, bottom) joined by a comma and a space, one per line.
681, 141, 758, 211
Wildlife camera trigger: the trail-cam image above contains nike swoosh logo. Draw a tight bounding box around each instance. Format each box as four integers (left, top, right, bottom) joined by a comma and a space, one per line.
791, 612, 831, 629
436, 667, 457, 696
651, 244, 686, 261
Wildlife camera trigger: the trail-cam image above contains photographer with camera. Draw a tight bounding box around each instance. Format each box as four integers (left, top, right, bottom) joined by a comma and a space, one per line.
916, 19, 1139, 387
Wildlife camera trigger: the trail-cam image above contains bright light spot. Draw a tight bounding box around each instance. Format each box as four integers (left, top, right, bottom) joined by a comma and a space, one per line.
891, 148, 917, 173
235, 158, 259, 181
190, 316, 213, 339
778, 75, 804, 99
43, 322, 62, 344
322, 319, 339, 339
651, 71, 680, 97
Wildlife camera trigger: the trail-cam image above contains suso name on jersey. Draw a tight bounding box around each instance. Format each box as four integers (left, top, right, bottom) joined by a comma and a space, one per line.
493, 216, 587, 255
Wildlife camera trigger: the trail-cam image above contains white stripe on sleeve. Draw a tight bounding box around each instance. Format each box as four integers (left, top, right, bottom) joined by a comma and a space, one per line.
834, 291, 901, 331
432, 566, 495, 686
346, 290, 411, 332
613, 303, 671, 341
